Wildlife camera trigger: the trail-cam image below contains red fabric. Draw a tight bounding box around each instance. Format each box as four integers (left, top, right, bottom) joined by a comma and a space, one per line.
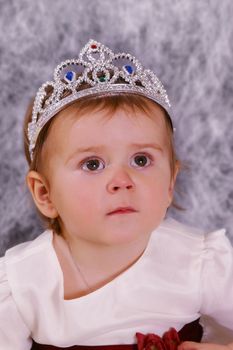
136, 327, 181, 350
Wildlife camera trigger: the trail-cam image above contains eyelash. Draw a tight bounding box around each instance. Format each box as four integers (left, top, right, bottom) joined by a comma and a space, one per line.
80, 153, 154, 172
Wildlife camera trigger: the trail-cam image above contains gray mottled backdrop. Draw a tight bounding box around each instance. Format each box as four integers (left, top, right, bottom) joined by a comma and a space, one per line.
0, 0, 233, 256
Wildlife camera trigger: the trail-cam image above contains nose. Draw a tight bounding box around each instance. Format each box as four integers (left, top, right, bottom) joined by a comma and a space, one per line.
106, 168, 135, 194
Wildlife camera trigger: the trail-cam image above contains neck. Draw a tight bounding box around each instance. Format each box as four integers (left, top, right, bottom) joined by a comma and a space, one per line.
62, 231, 151, 286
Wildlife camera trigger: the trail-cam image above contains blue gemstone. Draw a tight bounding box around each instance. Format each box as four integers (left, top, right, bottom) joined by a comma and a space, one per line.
124, 65, 134, 75
65, 71, 74, 82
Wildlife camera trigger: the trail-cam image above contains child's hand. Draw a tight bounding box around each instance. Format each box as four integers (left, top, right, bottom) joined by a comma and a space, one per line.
178, 341, 233, 350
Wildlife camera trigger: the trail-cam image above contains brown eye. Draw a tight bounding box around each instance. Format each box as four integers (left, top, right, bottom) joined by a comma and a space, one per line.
131, 154, 152, 168
81, 158, 105, 171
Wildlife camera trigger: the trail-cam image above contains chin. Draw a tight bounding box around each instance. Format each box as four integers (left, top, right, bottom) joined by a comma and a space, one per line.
101, 227, 151, 246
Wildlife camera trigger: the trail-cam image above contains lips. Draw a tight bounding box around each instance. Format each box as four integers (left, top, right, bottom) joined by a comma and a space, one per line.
107, 207, 137, 215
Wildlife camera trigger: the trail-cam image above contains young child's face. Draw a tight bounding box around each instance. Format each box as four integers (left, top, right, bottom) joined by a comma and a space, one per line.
42, 102, 176, 245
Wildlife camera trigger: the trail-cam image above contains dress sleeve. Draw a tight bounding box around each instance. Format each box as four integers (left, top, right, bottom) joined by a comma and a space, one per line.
0, 256, 32, 350
200, 228, 233, 330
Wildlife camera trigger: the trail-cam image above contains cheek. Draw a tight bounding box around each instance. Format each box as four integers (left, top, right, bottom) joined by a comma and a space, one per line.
144, 172, 172, 203
147, 165, 171, 188
67, 178, 102, 210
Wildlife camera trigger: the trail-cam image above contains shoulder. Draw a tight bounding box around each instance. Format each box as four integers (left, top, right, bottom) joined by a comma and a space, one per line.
0, 257, 31, 350
5, 230, 53, 264
153, 217, 205, 251
0, 255, 9, 295
157, 216, 227, 244
0, 230, 60, 335
1, 230, 53, 277
0, 250, 34, 348
149, 217, 229, 264
159, 217, 204, 237
2, 230, 56, 300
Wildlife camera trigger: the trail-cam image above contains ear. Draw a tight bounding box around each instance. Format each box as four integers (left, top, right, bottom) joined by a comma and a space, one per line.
168, 160, 180, 205
26, 170, 58, 219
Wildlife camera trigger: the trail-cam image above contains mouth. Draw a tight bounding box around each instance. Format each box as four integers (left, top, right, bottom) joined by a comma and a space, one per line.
107, 207, 138, 216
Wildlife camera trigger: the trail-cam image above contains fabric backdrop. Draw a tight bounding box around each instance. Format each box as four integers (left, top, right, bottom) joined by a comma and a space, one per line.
0, 0, 232, 255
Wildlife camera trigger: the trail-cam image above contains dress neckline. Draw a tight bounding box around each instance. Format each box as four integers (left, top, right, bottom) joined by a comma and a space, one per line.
47, 225, 158, 303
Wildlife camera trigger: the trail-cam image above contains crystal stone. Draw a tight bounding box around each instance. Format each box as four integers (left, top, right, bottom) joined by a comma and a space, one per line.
99, 75, 106, 82
65, 71, 75, 82
123, 65, 134, 75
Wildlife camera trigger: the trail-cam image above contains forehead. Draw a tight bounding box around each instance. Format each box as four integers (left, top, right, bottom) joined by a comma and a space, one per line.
62, 99, 164, 130
42, 98, 169, 161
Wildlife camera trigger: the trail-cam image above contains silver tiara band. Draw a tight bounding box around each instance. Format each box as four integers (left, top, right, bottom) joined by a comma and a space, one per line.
28, 39, 172, 161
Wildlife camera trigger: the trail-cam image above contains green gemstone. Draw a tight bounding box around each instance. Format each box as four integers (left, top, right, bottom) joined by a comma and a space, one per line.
99, 75, 106, 82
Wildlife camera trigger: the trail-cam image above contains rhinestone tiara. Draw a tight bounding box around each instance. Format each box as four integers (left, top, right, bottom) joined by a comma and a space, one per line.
28, 39, 171, 161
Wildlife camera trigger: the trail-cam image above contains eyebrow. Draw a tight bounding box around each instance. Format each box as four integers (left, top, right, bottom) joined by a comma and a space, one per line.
69, 143, 163, 157
130, 143, 163, 151
67, 143, 163, 162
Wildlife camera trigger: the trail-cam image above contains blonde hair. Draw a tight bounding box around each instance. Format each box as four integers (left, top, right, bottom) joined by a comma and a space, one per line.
24, 94, 179, 234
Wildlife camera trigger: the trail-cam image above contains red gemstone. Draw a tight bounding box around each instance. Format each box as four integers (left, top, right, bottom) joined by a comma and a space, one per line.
91, 44, 97, 49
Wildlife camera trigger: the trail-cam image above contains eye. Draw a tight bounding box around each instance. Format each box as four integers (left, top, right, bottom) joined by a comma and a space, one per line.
131, 154, 152, 168
81, 158, 105, 172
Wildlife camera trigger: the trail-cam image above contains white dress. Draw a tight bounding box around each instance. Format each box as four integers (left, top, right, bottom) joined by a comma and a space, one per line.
0, 218, 233, 349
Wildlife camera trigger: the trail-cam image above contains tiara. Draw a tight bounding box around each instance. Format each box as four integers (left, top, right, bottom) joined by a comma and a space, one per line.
28, 39, 171, 160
